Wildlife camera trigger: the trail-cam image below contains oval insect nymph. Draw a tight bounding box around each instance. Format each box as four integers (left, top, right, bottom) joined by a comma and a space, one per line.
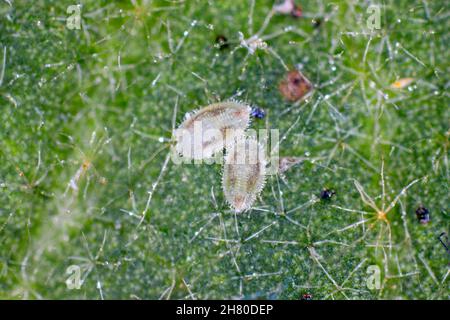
174, 101, 251, 160
222, 137, 266, 212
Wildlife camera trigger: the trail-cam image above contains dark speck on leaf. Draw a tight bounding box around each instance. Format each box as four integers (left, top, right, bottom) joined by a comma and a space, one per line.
320, 189, 335, 200
312, 18, 322, 28
215, 35, 229, 50
415, 205, 430, 224
301, 293, 312, 300
250, 107, 266, 119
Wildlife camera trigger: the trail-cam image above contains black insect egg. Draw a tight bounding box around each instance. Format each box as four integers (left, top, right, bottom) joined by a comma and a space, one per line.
312, 18, 322, 28
301, 293, 313, 300
250, 107, 266, 119
415, 205, 430, 224
320, 188, 336, 200
215, 35, 229, 50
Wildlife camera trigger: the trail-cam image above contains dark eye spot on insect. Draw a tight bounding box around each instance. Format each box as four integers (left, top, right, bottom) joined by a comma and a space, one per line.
250, 107, 265, 119
415, 205, 430, 224
279, 69, 313, 102
301, 293, 312, 300
320, 188, 336, 200
215, 35, 229, 50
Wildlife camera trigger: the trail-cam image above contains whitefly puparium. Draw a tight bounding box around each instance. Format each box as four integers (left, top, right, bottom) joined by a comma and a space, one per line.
222, 137, 266, 213
174, 101, 266, 212
174, 101, 251, 160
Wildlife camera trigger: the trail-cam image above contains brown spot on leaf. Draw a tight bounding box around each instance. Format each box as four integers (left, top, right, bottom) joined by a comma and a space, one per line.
279, 69, 312, 102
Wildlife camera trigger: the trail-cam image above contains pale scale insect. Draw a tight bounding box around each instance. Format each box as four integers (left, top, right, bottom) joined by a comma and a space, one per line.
174, 101, 251, 160
222, 137, 266, 213
390, 77, 415, 89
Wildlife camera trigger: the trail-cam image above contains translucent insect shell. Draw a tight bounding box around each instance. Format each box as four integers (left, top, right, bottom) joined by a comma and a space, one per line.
222, 137, 267, 213
174, 101, 251, 160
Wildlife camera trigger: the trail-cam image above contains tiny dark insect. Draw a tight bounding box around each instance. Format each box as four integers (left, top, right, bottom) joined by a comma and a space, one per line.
415, 205, 430, 224
301, 293, 312, 300
250, 107, 266, 119
320, 188, 336, 200
312, 18, 322, 28
215, 35, 229, 50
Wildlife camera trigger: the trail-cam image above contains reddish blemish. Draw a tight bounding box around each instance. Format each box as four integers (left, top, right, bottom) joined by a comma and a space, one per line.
279, 70, 312, 102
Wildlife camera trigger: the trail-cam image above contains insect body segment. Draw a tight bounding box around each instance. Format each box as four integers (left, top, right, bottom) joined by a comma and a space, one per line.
222, 137, 267, 213
174, 101, 251, 160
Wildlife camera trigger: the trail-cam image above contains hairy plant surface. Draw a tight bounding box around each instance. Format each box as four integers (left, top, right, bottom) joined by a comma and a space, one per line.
0, 0, 448, 299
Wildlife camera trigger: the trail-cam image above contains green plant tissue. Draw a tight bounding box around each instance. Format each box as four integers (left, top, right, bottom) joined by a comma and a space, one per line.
0, 0, 448, 299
